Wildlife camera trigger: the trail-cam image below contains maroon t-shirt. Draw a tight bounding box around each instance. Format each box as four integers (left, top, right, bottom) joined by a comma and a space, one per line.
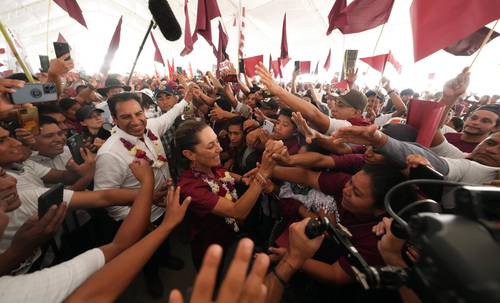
317, 171, 386, 275
348, 117, 372, 126
179, 167, 238, 267
444, 132, 478, 153
284, 136, 301, 155
330, 154, 365, 175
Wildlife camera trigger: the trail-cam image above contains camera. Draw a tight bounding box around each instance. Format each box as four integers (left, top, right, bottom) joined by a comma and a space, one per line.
9, 82, 58, 104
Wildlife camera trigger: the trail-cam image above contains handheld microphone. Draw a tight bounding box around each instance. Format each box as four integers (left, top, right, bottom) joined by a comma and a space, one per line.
148, 0, 182, 41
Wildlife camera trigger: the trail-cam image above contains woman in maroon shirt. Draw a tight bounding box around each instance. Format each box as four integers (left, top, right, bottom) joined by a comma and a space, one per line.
175, 120, 275, 268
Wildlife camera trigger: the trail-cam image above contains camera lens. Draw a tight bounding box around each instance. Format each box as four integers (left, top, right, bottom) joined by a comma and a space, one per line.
30, 88, 43, 98
43, 84, 57, 94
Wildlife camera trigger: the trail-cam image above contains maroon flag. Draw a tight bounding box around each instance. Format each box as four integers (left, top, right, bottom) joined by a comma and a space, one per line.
280, 13, 289, 59
444, 26, 500, 56
279, 57, 291, 68
387, 51, 401, 73
299, 61, 311, 74
180, 0, 194, 56
192, 0, 222, 49
99, 16, 123, 76
216, 21, 229, 63
326, 0, 347, 35
333, 79, 349, 90
323, 48, 331, 71
330, 0, 394, 34
411, 0, 500, 62
150, 32, 165, 66
243, 55, 263, 77
360, 51, 401, 74
53, 0, 87, 28
167, 59, 175, 79
271, 60, 282, 78
360, 54, 388, 73
57, 33, 68, 43
313, 61, 319, 75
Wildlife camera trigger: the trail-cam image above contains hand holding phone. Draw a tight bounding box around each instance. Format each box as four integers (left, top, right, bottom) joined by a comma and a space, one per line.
67, 134, 85, 164
53, 42, 71, 60
38, 183, 64, 218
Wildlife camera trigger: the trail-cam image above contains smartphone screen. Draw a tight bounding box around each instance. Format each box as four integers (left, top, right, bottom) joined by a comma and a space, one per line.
38, 183, 64, 218
53, 42, 71, 60
263, 120, 274, 134
67, 134, 85, 164
238, 59, 245, 74
39, 55, 49, 72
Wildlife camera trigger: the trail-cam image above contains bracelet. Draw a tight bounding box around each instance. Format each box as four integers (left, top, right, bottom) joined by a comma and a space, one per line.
271, 268, 287, 287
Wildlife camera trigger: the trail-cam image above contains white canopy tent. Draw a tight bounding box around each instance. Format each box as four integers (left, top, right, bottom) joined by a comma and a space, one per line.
0, 0, 498, 95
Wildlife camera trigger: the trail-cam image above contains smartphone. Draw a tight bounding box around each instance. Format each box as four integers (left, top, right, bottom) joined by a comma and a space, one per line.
39, 55, 49, 72
238, 59, 245, 74
9, 82, 58, 104
294, 61, 300, 72
53, 42, 71, 60
263, 120, 274, 134
410, 164, 444, 201
223, 74, 238, 83
67, 134, 85, 164
176, 67, 183, 74
17, 107, 40, 136
38, 183, 64, 218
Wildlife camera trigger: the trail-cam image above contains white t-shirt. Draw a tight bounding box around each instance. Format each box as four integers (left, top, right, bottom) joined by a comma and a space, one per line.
29, 147, 72, 171
95, 99, 187, 222
430, 139, 468, 159
374, 113, 393, 127
0, 248, 105, 303
326, 117, 352, 135
444, 158, 500, 184
441, 125, 457, 135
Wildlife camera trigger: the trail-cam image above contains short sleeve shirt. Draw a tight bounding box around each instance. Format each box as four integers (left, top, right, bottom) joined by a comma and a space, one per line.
444, 133, 478, 153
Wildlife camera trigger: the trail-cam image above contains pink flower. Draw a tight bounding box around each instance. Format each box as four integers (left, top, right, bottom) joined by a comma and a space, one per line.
120, 138, 134, 150
135, 149, 147, 159
158, 155, 167, 162
146, 129, 158, 141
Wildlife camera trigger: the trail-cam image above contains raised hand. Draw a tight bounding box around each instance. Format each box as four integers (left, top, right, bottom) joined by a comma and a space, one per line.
286, 218, 324, 269
291, 112, 317, 144
346, 68, 358, 85
0, 78, 25, 94
14, 128, 36, 147
67, 148, 96, 176
255, 62, 282, 96
334, 124, 386, 147
209, 103, 230, 121
441, 67, 470, 105
169, 238, 269, 303
161, 185, 191, 231
129, 159, 153, 183
48, 53, 74, 77
381, 76, 391, 91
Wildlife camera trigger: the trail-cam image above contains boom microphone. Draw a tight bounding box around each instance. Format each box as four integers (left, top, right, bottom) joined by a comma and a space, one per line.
149, 0, 182, 41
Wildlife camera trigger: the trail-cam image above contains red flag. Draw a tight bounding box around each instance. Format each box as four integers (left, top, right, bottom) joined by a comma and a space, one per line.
192, 0, 222, 49
53, 0, 87, 28
360, 54, 388, 73
150, 32, 165, 66
279, 57, 291, 68
387, 51, 401, 73
333, 79, 349, 90
216, 21, 229, 64
280, 13, 289, 59
326, 0, 347, 35
323, 48, 331, 71
406, 99, 446, 147
444, 26, 500, 56
167, 59, 175, 78
243, 55, 263, 77
100, 16, 123, 76
299, 61, 311, 74
331, 0, 394, 34
57, 33, 68, 43
313, 61, 319, 75
271, 60, 282, 78
181, 0, 194, 56
411, 0, 500, 62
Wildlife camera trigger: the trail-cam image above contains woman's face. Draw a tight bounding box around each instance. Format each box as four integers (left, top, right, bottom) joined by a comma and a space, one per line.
190, 126, 223, 168
273, 115, 296, 141
341, 170, 376, 216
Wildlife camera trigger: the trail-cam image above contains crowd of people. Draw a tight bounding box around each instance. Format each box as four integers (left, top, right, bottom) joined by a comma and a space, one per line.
0, 51, 498, 303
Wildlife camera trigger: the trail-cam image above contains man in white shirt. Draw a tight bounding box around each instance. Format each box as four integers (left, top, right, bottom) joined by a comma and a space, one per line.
94, 91, 190, 297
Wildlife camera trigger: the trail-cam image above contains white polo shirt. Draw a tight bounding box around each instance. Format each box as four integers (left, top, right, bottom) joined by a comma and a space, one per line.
0, 248, 105, 303
29, 147, 72, 171
94, 99, 187, 222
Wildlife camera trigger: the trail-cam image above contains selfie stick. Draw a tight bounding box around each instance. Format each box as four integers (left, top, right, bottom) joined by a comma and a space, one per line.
0, 21, 36, 83
127, 21, 155, 86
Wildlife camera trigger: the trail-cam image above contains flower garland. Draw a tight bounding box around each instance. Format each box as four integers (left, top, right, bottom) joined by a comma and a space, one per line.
120, 129, 168, 168
194, 168, 240, 232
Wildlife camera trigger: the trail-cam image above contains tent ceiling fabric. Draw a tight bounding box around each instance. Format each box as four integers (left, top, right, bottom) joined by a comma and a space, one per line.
0, 0, 498, 94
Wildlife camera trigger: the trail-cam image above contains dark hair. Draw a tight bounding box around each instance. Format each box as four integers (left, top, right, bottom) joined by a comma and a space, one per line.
174, 120, 208, 167
226, 116, 245, 130
6, 73, 39, 82
37, 104, 63, 115
107, 92, 142, 118
362, 164, 415, 210
450, 116, 464, 132
59, 98, 78, 112
39, 115, 59, 128
278, 107, 294, 119
76, 85, 88, 94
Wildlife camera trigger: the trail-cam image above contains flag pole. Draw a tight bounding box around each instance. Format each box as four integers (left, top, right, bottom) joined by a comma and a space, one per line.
237, 0, 243, 72
365, 23, 386, 75
127, 20, 155, 85
469, 20, 498, 69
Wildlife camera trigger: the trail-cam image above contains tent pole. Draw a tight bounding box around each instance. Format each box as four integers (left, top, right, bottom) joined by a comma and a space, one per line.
469, 20, 498, 69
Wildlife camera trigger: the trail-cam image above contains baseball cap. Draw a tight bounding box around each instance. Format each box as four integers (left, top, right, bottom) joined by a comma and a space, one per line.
365, 90, 385, 101
260, 97, 279, 110
335, 90, 368, 111
76, 105, 104, 122
400, 88, 415, 96
476, 104, 500, 118
154, 87, 175, 98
